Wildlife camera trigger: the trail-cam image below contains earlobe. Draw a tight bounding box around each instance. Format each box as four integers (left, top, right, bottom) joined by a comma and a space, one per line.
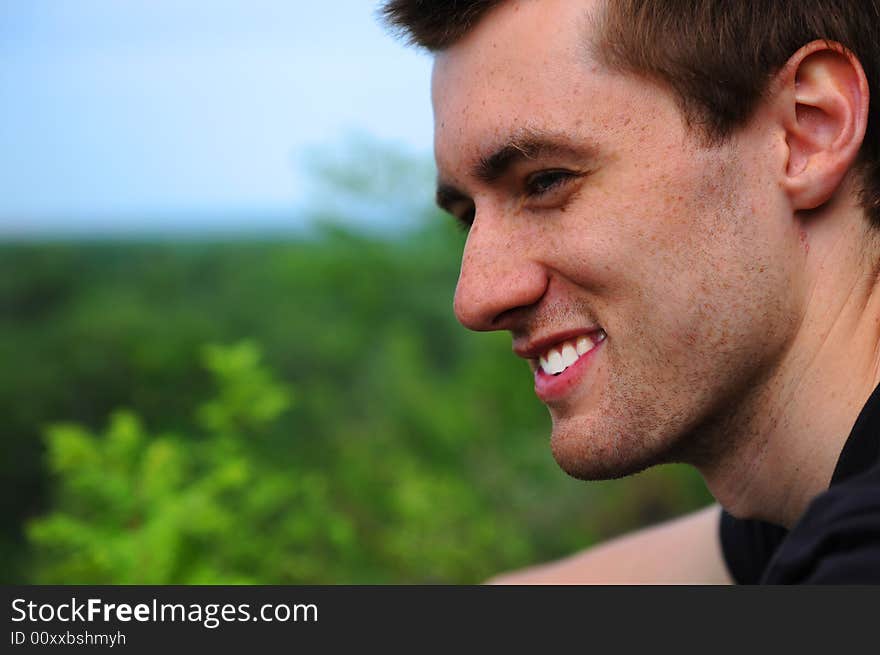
779, 41, 869, 211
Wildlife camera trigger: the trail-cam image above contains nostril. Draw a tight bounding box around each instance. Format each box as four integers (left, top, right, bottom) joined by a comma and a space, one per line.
491, 303, 532, 329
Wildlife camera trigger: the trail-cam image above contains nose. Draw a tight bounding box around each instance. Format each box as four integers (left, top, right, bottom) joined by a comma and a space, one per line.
453, 208, 548, 332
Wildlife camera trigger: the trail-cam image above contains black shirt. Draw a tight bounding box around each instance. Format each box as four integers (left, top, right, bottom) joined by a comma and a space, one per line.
720, 383, 880, 583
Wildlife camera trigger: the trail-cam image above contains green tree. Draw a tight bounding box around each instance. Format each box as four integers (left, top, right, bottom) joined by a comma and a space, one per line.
27, 342, 356, 584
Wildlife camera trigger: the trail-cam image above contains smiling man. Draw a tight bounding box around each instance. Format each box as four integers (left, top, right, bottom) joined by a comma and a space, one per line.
382, 0, 880, 583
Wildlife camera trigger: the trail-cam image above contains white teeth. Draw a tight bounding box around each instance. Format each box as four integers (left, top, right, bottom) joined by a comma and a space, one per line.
537, 332, 603, 376
576, 335, 594, 355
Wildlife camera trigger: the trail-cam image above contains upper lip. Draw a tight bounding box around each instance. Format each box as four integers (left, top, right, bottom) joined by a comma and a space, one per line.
513, 327, 603, 360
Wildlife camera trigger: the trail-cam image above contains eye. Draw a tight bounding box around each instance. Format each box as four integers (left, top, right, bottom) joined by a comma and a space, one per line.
525, 169, 576, 197
452, 202, 475, 232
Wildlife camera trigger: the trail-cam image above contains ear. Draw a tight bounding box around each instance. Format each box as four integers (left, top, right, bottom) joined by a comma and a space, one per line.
776, 41, 869, 211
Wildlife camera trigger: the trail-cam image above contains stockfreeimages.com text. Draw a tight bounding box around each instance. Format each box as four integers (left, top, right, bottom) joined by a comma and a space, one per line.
11, 597, 317, 630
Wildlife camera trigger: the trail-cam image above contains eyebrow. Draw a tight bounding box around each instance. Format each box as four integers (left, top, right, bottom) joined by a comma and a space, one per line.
474, 134, 597, 183
435, 130, 600, 213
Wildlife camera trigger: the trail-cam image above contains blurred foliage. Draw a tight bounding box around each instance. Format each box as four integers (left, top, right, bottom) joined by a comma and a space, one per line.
0, 148, 712, 584
28, 344, 349, 584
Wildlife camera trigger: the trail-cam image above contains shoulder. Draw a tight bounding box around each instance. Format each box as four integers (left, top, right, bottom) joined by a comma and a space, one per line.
763, 467, 880, 583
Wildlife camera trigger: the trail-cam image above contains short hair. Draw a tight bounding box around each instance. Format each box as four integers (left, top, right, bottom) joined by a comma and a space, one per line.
382, 0, 880, 225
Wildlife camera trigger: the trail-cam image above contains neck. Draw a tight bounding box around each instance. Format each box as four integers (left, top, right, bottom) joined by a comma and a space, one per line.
701, 208, 880, 528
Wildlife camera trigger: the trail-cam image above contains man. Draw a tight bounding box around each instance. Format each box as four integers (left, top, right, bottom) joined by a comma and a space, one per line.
382, 0, 880, 583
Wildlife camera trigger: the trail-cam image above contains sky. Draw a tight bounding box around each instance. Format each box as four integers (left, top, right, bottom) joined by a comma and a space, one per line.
0, 0, 435, 236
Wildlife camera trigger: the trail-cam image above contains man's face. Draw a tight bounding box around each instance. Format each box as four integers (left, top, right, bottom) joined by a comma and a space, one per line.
432, 0, 805, 480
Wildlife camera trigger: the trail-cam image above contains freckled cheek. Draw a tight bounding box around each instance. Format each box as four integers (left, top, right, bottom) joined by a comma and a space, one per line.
619, 164, 725, 269
581, 187, 717, 327
573, 183, 696, 278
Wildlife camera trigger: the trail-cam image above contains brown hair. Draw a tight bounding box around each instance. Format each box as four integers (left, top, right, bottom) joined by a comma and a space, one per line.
381, 0, 880, 224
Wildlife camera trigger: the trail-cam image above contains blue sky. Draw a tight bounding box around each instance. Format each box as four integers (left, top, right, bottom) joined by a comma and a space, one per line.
0, 0, 435, 235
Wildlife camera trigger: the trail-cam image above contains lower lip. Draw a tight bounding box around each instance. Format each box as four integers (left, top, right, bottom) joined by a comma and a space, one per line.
533, 340, 604, 403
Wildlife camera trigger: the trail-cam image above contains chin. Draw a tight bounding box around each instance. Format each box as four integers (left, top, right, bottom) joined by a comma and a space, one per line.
548, 414, 671, 481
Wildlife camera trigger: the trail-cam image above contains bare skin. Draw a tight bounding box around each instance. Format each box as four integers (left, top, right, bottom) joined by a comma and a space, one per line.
488, 504, 731, 585
431, 0, 876, 581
